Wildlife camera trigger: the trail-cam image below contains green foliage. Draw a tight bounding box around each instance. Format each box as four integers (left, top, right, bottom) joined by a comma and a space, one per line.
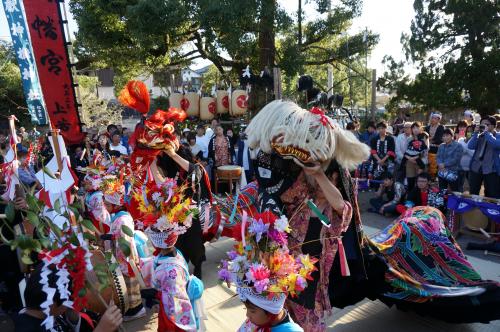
78, 75, 123, 128
118, 237, 131, 256
0, 42, 33, 127
380, 0, 500, 116
121, 224, 134, 237
70, 0, 378, 107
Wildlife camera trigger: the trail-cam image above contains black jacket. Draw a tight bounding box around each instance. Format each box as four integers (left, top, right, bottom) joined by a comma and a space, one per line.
425, 124, 445, 153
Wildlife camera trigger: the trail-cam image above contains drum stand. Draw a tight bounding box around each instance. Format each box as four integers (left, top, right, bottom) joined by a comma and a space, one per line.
214, 172, 240, 195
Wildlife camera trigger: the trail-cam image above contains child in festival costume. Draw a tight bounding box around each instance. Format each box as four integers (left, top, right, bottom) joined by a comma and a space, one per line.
218, 211, 318, 331
138, 177, 205, 331
100, 174, 146, 322
14, 264, 123, 332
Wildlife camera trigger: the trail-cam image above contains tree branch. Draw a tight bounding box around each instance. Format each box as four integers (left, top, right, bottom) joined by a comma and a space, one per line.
168, 55, 203, 67
193, 31, 238, 73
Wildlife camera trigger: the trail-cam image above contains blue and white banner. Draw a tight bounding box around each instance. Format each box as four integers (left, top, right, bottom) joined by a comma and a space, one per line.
2, 0, 47, 124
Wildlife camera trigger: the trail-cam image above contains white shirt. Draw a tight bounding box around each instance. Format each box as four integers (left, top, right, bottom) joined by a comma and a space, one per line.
457, 137, 475, 171
110, 143, 128, 155
395, 133, 411, 163
196, 134, 210, 159
242, 141, 250, 171
190, 143, 203, 158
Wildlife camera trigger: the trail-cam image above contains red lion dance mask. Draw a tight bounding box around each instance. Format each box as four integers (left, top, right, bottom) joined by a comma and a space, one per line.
119, 80, 187, 151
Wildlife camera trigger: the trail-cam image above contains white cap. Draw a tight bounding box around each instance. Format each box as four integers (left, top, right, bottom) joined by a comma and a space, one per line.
237, 284, 286, 314
183, 128, 191, 133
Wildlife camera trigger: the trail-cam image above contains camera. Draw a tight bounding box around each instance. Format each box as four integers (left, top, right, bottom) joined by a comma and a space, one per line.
479, 124, 486, 132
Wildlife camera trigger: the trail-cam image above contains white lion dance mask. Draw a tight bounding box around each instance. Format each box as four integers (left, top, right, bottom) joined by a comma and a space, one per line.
246, 100, 370, 170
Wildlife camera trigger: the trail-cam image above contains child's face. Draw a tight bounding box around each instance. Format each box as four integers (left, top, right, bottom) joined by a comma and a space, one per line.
244, 302, 270, 326
104, 201, 114, 213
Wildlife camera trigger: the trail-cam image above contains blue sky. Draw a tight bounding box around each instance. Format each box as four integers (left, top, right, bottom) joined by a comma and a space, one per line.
0, 0, 416, 74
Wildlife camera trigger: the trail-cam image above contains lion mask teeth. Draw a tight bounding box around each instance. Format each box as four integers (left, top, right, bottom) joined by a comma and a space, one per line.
271, 142, 311, 163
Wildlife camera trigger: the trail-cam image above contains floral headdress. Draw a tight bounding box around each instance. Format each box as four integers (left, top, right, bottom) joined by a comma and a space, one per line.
133, 179, 195, 248
218, 211, 317, 312
82, 158, 129, 207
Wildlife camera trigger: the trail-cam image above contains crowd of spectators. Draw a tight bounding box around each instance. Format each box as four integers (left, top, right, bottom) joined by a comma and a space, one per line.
356, 111, 500, 218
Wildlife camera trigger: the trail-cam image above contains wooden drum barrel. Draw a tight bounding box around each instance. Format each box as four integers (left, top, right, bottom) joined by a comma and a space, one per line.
216, 165, 242, 180
85, 250, 129, 314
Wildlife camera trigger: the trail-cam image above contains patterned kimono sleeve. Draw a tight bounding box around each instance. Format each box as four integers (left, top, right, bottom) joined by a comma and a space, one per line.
336, 200, 353, 233
158, 264, 197, 331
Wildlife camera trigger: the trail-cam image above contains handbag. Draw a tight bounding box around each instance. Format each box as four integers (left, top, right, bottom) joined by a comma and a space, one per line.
438, 169, 458, 182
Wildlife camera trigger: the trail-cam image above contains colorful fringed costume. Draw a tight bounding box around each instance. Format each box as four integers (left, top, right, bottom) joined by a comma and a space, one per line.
368, 206, 500, 323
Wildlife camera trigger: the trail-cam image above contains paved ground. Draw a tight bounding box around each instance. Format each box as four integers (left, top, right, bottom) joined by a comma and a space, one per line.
124, 191, 500, 332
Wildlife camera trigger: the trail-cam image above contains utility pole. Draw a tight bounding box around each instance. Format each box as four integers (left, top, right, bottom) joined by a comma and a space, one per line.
371, 69, 376, 121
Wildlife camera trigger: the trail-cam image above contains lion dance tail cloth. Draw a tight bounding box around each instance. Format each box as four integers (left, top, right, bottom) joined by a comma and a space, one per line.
367, 206, 500, 323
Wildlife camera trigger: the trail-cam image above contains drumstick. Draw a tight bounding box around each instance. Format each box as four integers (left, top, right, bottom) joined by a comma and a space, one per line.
80, 148, 86, 161
484, 250, 500, 258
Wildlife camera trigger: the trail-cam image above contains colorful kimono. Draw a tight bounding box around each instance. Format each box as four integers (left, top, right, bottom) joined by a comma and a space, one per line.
151, 250, 201, 332
281, 172, 353, 332
110, 211, 142, 309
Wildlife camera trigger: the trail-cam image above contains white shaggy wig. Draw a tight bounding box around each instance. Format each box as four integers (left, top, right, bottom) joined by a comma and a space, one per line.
246, 100, 370, 170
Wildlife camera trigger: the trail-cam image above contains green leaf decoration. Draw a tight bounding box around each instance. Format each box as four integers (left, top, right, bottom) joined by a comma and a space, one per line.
121, 224, 134, 237
39, 237, 50, 248
17, 235, 34, 250
67, 205, 80, 219
109, 262, 119, 271
42, 166, 56, 179
83, 232, 97, 242
21, 254, 34, 265
26, 211, 40, 228
118, 237, 131, 257
54, 199, 61, 214
78, 288, 87, 297
5, 203, 15, 223
26, 195, 40, 212
81, 219, 98, 232
69, 234, 80, 246
47, 220, 63, 238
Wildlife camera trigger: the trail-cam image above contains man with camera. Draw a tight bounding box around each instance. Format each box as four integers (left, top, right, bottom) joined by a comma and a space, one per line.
468, 116, 500, 198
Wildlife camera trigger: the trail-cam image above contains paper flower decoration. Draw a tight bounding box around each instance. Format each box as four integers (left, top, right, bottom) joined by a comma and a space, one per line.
218, 211, 317, 298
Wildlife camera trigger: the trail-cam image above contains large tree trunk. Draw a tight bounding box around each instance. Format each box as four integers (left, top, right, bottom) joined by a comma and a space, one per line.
249, 0, 277, 115
258, 0, 276, 69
